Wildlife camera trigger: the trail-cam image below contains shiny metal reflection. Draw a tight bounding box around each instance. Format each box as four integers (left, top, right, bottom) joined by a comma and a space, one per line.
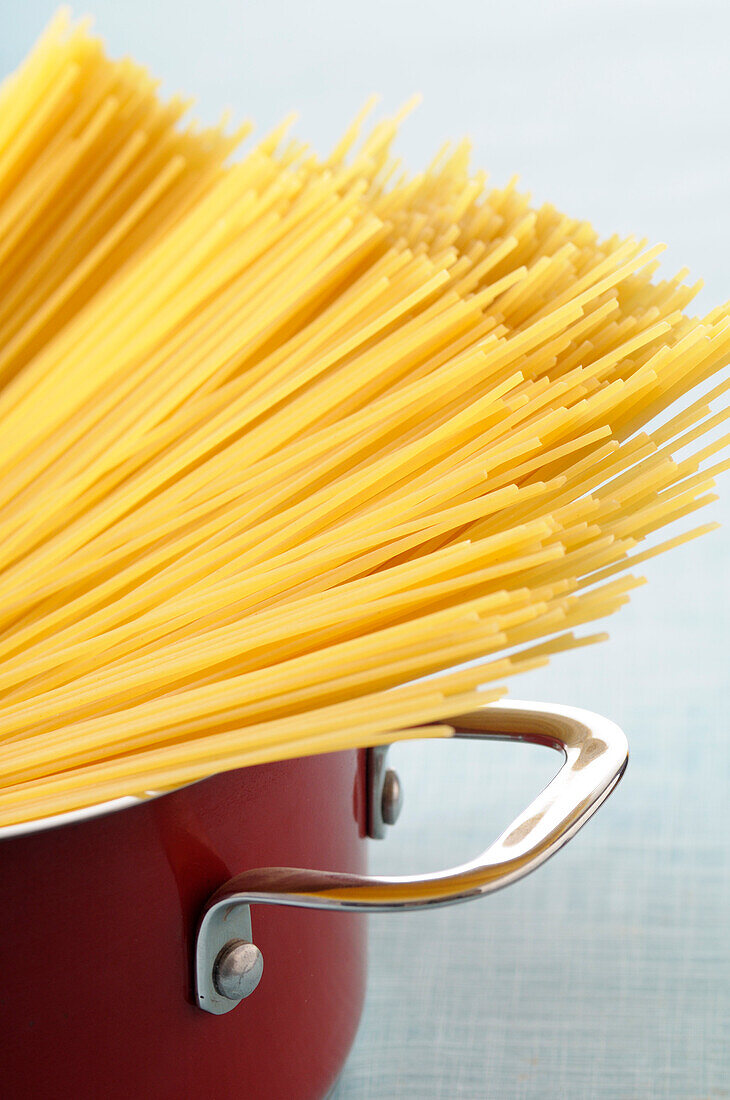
196, 699, 628, 1014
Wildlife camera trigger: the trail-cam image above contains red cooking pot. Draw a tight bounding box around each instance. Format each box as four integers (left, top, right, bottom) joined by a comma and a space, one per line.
0, 701, 627, 1099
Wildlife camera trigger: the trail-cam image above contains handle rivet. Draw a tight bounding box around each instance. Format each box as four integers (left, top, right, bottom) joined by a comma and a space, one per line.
381, 768, 403, 826
213, 939, 264, 1002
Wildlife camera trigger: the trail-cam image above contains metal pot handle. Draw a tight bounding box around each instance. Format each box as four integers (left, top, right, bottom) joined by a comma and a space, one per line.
195, 699, 628, 1014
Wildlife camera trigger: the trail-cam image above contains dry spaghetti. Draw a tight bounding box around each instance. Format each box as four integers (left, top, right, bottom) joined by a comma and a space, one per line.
0, 10, 727, 826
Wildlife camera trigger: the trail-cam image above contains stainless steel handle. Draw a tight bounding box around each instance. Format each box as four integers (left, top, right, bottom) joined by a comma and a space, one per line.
195, 699, 628, 1014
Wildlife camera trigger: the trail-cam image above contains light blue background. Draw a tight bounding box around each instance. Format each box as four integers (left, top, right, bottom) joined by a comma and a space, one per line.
2, 2, 729, 1096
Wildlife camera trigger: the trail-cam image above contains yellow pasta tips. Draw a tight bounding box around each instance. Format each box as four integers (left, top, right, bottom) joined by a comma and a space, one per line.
0, 11, 727, 825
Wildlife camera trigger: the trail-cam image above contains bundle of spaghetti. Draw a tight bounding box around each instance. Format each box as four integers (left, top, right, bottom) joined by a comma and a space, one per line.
0, 10, 727, 826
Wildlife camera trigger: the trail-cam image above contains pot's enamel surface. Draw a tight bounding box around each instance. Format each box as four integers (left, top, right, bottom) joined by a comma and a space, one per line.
0, 750, 368, 1100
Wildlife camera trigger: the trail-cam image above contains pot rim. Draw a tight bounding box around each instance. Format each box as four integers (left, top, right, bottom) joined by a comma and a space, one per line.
0, 786, 183, 842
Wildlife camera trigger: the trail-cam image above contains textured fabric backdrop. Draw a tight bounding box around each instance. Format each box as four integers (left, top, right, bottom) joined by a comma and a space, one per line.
3, 2, 729, 1096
